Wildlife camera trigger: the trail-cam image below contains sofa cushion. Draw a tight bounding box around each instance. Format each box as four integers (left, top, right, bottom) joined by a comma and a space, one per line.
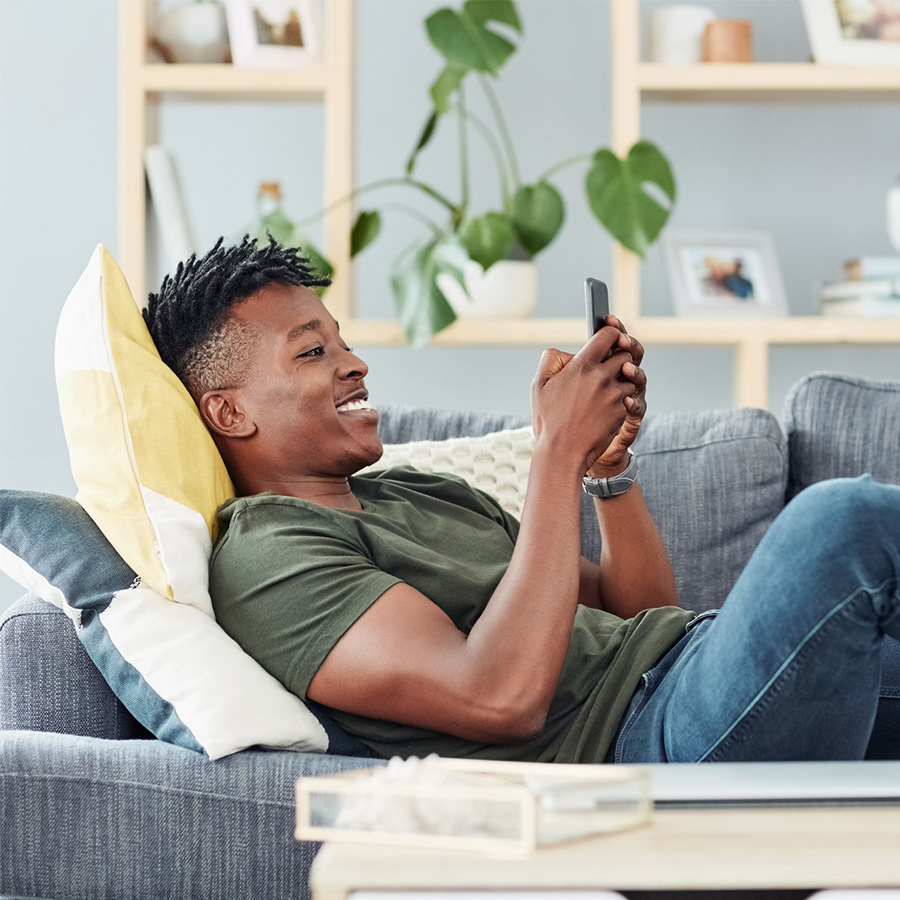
0, 490, 372, 759
54, 244, 234, 614
633, 407, 788, 613
360, 425, 534, 517
785, 372, 900, 499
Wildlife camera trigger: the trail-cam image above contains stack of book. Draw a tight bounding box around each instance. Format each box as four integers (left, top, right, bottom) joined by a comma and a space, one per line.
820, 256, 900, 317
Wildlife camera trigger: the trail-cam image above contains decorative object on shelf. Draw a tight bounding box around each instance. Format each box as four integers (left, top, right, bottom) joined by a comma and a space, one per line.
343, 0, 676, 347
144, 144, 197, 269
801, 0, 900, 64
844, 254, 900, 281
819, 276, 900, 317
660, 231, 788, 318
246, 181, 332, 293
153, 0, 230, 64
646, 5, 715, 64
888, 180, 900, 254
224, 0, 322, 67
702, 19, 753, 63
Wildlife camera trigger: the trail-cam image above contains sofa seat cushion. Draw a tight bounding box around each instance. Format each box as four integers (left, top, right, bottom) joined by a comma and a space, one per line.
785, 372, 900, 499
634, 408, 788, 614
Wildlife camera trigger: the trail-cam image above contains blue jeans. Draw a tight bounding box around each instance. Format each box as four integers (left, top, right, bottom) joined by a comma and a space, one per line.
614, 476, 900, 763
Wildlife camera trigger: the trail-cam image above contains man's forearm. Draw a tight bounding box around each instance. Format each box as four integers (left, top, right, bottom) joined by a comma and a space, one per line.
594, 484, 679, 618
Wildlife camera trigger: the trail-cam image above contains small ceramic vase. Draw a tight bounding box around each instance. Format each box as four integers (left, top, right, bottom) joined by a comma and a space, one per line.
156, 2, 230, 65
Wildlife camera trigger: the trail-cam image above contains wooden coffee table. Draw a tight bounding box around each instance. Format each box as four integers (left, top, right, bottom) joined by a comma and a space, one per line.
311, 805, 900, 899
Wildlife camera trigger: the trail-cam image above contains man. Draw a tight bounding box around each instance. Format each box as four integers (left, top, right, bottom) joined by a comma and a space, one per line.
145, 236, 900, 764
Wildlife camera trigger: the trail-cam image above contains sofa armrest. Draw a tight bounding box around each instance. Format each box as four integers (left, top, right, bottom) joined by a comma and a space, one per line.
0, 730, 381, 900
0, 593, 148, 739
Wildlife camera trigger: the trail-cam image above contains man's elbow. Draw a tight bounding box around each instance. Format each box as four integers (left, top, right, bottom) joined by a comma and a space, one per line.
470, 701, 547, 744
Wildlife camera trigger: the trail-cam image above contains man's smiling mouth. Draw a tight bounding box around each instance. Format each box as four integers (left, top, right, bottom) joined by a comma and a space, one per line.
336, 398, 373, 413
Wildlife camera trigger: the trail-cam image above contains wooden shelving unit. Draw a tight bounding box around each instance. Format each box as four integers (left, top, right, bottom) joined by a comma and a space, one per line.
119, 0, 900, 409
118, 0, 355, 323
611, 0, 900, 408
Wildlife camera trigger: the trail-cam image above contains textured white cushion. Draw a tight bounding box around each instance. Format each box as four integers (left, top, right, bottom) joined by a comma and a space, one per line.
361, 426, 534, 517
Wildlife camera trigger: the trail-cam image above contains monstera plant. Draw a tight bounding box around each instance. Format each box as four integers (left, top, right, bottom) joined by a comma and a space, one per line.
345, 0, 676, 346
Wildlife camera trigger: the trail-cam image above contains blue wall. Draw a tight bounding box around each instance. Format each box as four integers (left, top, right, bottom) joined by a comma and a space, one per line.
2, 0, 899, 608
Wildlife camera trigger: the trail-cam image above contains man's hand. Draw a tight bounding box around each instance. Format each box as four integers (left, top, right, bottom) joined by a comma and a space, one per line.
587, 316, 647, 477
531, 323, 636, 478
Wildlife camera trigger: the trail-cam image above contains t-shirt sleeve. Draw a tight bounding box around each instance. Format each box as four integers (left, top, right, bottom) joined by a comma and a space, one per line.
210, 498, 401, 700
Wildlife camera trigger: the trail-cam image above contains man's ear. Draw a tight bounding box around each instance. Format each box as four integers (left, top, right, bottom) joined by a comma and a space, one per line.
199, 390, 257, 439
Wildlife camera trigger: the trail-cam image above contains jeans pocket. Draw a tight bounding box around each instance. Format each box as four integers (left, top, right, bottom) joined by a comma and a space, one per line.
685, 609, 719, 632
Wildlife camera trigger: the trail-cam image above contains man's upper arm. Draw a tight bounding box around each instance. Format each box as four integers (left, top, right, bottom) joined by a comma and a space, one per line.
308, 582, 512, 742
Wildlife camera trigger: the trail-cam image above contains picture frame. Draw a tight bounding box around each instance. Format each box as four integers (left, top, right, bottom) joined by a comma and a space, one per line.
801, 0, 900, 65
224, 0, 323, 68
660, 231, 788, 318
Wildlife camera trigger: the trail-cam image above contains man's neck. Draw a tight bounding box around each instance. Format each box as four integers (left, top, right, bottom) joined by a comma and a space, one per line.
240, 474, 363, 511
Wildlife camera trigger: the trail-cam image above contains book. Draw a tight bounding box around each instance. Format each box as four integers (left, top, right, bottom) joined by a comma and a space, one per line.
144, 144, 196, 269
843, 255, 900, 281
820, 278, 900, 302
821, 295, 900, 317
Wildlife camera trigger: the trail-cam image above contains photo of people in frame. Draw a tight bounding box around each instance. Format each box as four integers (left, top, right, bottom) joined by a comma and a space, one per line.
680, 245, 771, 308
835, 0, 900, 42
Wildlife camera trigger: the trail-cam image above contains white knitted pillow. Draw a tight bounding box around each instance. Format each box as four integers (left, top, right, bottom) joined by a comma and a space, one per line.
361, 426, 534, 517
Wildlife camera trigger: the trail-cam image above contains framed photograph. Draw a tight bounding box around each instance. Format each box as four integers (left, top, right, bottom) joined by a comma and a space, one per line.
660, 231, 788, 318
225, 0, 323, 68
801, 0, 900, 64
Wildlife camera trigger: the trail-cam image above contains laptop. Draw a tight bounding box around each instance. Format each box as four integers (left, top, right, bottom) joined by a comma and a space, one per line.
645, 760, 900, 808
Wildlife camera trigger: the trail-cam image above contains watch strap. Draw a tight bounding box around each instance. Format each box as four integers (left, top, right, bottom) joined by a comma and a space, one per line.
582, 448, 638, 499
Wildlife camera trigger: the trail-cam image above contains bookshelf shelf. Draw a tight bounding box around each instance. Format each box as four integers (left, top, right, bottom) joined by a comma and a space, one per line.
120, 1, 900, 409
610, 0, 900, 408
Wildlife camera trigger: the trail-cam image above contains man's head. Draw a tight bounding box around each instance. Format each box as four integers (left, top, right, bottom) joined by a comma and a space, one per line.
144, 237, 382, 500
144, 235, 331, 402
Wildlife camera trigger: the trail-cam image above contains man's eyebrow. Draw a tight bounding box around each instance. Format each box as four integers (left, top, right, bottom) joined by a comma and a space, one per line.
285, 319, 324, 343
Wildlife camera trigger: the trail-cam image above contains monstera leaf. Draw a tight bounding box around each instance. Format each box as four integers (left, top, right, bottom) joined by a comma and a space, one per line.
586, 140, 676, 258
390, 235, 468, 347
426, 0, 522, 75
462, 212, 516, 270
513, 181, 564, 257
409, 1, 522, 174
350, 210, 381, 257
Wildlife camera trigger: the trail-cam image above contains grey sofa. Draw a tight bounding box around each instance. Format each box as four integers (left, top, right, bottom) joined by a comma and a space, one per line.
2, 371, 900, 900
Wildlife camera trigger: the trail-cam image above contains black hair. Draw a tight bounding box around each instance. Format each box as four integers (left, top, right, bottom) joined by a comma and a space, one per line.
143, 235, 331, 398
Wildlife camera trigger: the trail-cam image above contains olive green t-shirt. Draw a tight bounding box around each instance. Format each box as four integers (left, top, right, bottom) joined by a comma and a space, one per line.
210, 467, 694, 763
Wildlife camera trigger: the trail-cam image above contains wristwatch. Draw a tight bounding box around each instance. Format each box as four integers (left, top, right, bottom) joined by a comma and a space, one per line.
582, 449, 639, 499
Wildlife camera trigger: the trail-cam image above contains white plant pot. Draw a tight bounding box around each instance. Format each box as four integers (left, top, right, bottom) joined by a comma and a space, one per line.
156, 3, 230, 65
888, 185, 900, 255
436, 259, 539, 319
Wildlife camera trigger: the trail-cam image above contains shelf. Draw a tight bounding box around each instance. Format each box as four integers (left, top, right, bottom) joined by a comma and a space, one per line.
141, 63, 328, 100
342, 315, 900, 347
637, 63, 900, 103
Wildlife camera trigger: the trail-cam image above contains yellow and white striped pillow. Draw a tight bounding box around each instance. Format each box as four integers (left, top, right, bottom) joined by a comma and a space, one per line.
54, 244, 234, 615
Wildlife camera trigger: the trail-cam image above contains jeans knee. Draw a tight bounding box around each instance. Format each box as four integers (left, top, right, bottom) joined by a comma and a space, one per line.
780, 475, 900, 564
791, 475, 884, 529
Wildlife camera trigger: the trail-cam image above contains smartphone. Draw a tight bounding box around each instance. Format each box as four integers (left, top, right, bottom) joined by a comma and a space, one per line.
584, 277, 610, 337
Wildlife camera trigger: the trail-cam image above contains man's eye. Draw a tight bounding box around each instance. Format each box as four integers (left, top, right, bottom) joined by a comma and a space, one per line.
299, 346, 324, 358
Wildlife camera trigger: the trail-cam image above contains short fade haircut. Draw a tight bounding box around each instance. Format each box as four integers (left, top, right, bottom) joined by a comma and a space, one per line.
143, 235, 331, 399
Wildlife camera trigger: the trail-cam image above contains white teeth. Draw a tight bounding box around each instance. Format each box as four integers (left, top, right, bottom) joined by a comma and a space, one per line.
337, 398, 372, 412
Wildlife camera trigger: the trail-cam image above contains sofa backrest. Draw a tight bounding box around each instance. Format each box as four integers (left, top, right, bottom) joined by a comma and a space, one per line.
377, 402, 789, 615
785, 372, 900, 499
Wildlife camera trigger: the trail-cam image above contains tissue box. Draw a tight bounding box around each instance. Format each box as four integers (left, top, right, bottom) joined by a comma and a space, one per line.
296, 756, 651, 854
